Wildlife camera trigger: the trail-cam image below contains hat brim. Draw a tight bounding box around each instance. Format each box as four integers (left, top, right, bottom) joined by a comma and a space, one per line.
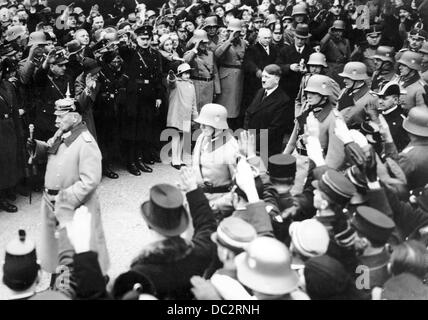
88, 66, 102, 75
141, 201, 189, 237
403, 118, 428, 137
177, 68, 193, 75
338, 72, 369, 80
294, 33, 311, 39
235, 253, 299, 295
372, 55, 394, 62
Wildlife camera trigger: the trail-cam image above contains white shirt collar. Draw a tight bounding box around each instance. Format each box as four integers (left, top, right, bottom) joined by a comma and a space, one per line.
295, 45, 305, 53
265, 85, 278, 97
382, 105, 398, 115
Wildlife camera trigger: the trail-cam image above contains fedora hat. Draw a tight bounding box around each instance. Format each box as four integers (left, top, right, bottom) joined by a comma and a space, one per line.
141, 184, 189, 237
294, 23, 311, 38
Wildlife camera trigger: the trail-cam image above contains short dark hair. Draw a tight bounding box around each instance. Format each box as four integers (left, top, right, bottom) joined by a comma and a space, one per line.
264, 64, 282, 77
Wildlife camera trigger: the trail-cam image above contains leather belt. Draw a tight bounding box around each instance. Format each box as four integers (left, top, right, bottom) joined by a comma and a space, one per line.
220, 64, 242, 69
45, 188, 59, 196
192, 76, 214, 82
296, 147, 308, 157
200, 183, 231, 194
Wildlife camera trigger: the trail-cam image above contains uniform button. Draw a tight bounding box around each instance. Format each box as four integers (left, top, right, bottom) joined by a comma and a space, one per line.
56, 174, 60, 177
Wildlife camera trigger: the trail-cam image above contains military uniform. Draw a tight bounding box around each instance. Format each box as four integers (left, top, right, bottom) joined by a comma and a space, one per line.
396, 142, 428, 191
370, 68, 396, 92
94, 60, 129, 170
215, 38, 247, 120
34, 122, 110, 275
119, 43, 163, 163
338, 84, 376, 130
33, 68, 74, 141
184, 49, 221, 112
0, 80, 20, 191
399, 73, 426, 110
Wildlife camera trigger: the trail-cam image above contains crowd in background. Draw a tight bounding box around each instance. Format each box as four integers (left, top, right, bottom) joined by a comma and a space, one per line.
2, 0, 428, 300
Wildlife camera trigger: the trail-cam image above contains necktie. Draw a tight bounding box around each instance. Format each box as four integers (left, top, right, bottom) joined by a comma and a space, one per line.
262, 90, 268, 101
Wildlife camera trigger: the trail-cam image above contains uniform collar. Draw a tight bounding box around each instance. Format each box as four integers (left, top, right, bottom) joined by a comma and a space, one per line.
313, 101, 332, 122
401, 72, 421, 87
382, 105, 399, 115
352, 84, 370, 101
63, 122, 88, 147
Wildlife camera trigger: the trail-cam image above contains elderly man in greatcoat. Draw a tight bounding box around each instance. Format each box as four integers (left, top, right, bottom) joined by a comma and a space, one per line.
27, 96, 110, 276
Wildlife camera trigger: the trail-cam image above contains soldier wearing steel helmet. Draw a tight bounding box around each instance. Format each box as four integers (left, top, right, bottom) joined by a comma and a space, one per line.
370, 46, 396, 92
183, 29, 221, 112
192, 103, 239, 216
396, 50, 426, 110
320, 20, 351, 87
337, 61, 377, 129
284, 74, 346, 194
384, 106, 428, 191
295, 52, 341, 116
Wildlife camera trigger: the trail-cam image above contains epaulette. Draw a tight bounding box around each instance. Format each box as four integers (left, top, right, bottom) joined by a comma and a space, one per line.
82, 131, 93, 143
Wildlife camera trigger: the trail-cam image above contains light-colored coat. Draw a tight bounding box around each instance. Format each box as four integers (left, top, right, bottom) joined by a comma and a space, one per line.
183, 49, 221, 112
214, 39, 246, 118
399, 75, 426, 110
35, 124, 109, 274
192, 130, 239, 212
166, 77, 198, 132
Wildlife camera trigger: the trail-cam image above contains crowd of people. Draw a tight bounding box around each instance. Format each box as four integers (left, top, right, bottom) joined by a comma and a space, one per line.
2, 0, 428, 300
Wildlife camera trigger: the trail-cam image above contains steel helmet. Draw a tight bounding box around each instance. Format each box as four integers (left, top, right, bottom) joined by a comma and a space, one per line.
403, 106, 428, 137
331, 20, 346, 30
307, 52, 328, 67
195, 104, 229, 130
304, 75, 333, 96
372, 46, 395, 63
397, 51, 423, 71
291, 4, 307, 16
339, 62, 369, 81
187, 29, 209, 49
227, 18, 243, 32
27, 31, 48, 47
235, 237, 299, 295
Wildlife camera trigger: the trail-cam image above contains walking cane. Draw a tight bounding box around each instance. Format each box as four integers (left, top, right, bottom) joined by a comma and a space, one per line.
28, 124, 35, 205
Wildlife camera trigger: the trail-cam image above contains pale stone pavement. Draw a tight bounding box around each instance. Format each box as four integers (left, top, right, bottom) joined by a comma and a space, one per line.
0, 163, 182, 299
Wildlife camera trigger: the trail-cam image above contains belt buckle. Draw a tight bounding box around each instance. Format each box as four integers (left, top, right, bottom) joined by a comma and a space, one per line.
204, 182, 213, 189
4, 114, 8, 119
144, 80, 149, 84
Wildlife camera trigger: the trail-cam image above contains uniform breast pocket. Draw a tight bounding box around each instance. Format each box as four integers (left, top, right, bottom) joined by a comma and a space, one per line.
219, 69, 231, 80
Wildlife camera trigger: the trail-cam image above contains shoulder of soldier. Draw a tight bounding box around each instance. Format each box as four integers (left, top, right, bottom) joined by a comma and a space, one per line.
81, 131, 94, 143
